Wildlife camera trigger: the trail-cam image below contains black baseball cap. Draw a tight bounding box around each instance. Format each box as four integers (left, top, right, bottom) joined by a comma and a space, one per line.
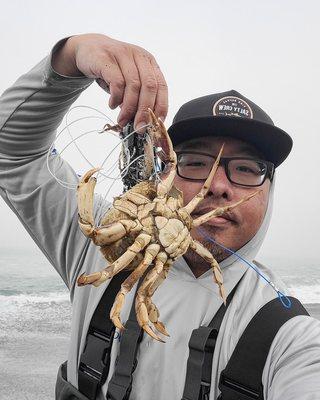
168, 90, 293, 167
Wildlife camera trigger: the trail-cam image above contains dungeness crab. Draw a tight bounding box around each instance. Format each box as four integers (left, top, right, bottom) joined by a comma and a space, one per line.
76, 109, 258, 341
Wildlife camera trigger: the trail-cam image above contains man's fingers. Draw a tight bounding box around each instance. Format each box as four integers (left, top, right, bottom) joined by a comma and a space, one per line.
150, 57, 168, 122
92, 42, 167, 129
133, 51, 158, 130
115, 49, 142, 127
99, 56, 126, 110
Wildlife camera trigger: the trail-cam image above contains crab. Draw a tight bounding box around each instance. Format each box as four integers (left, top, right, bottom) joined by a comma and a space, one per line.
76, 109, 258, 342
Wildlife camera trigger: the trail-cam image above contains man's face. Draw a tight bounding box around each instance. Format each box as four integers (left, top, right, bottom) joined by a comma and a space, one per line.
174, 136, 271, 262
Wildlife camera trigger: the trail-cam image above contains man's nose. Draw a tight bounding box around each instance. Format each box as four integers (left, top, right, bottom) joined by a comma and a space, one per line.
207, 165, 233, 200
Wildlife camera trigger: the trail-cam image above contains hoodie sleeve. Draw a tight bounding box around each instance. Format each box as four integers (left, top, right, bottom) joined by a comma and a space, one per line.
0, 40, 96, 290
263, 315, 320, 399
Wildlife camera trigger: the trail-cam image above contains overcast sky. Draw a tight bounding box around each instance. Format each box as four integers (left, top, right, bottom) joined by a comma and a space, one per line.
0, 0, 319, 269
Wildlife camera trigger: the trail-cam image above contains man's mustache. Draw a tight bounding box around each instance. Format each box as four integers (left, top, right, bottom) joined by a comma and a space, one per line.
191, 205, 240, 224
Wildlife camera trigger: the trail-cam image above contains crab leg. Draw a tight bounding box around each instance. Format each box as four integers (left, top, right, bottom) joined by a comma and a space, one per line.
143, 131, 156, 181
136, 252, 169, 338
192, 190, 261, 227
111, 244, 160, 333
145, 261, 172, 334
190, 240, 226, 304
182, 145, 224, 215
77, 233, 152, 287
147, 109, 177, 198
85, 219, 140, 246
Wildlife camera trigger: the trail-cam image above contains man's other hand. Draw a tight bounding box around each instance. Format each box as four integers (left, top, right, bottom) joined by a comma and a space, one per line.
52, 33, 168, 130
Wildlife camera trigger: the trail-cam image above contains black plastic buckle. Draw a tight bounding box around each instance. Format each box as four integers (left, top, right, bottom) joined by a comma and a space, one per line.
199, 380, 210, 400
79, 328, 114, 382
219, 371, 261, 400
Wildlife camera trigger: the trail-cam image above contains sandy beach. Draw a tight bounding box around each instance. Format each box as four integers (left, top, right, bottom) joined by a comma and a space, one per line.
304, 303, 320, 320
1, 333, 68, 400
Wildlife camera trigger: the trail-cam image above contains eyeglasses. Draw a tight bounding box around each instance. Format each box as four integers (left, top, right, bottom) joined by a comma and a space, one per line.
176, 151, 275, 187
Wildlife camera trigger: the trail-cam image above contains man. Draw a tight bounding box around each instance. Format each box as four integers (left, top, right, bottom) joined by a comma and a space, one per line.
0, 33, 319, 399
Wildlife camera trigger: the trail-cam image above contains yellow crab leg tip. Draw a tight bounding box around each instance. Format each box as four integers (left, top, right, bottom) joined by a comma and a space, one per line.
220, 285, 227, 306
143, 325, 165, 343
153, 321, 170, 337
112, 317, 125, 332
147, 108, 157, 120
77, 271, 110, 287
77, 273, 87, 286
80, 167, 101, 183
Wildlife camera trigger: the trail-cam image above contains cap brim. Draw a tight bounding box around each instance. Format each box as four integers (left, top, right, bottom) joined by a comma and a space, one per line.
168, 116, 293, 167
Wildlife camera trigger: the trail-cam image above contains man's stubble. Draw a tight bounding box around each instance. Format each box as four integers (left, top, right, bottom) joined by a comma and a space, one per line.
184, 225, 231, 277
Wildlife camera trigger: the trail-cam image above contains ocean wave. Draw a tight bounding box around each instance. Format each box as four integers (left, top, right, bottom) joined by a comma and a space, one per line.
0, 292, 71, 335
0, 291, 69, 312
287, 284, 320, 304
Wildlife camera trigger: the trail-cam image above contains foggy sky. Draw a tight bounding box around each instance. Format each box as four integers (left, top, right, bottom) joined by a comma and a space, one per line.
0, 0, 319, 269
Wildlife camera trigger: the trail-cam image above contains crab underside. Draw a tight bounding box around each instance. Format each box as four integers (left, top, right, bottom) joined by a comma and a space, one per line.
76, 109, 258, 342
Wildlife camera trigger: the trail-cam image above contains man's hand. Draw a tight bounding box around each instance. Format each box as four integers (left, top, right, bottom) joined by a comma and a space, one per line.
52, 34, 168, 130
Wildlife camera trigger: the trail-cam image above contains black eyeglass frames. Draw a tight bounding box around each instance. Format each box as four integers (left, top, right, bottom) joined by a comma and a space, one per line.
175, 151, 275, 187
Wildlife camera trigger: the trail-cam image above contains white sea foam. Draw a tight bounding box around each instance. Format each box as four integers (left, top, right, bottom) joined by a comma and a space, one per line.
0, 292, 70, 314
0, 291, 72, 334
287, 284, 320, 304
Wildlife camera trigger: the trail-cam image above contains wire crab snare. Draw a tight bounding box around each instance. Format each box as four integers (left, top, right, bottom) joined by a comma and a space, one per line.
76, 109, 259, 342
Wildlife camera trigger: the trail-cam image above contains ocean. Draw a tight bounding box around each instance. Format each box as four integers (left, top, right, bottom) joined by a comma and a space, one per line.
0, 247, 319, 399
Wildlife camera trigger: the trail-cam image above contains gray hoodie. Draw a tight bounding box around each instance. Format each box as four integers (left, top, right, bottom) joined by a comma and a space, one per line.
0, 46, 320, 400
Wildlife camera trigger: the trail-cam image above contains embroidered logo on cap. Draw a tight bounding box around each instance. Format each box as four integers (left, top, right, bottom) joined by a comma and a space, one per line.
213, 96, 253, 119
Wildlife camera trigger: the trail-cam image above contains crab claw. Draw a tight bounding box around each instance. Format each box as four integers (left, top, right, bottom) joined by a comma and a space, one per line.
146, 109, 177, 198
147, 108, 174, 165
77, 270, 110, 287
77, 167, 100, 236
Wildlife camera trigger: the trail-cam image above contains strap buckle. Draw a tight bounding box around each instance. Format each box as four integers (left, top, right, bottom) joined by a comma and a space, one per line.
199, 380, 210, 400
219, 371, 261, 400
79, 328, 114, 383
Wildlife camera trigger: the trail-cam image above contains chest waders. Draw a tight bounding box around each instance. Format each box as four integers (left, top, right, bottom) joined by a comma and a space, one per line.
55, 273, 309, 400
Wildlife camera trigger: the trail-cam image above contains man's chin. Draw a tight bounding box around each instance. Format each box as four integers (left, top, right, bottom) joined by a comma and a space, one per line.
191, 225, 232, 262
184, 242, 229, 267
192, 224, 224, 243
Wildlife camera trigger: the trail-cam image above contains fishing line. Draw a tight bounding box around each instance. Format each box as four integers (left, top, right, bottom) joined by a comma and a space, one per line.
102, 153, 147, 201
64, 105, 122, 174
46, 108, 155, 209
95, 123, 151, 182
46, 115, 109, 189
47, 109, 126, 187
47, 105, 121, 188
197, 228, 292, 309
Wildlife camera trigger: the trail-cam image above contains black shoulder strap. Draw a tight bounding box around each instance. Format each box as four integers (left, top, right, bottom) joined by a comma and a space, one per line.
106, 287, 143, 400
181, 280, 241, 400
218, 296, 309, 400
78, 271, 131, 400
